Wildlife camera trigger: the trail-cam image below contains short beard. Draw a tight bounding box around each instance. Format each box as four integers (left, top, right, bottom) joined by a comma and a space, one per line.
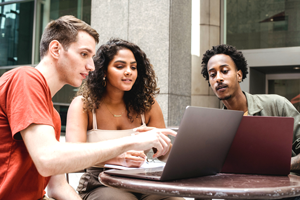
218, 95, 232, 101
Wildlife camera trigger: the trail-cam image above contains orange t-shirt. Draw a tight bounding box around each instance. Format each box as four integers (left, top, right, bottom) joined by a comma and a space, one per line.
0, 66, 61, 200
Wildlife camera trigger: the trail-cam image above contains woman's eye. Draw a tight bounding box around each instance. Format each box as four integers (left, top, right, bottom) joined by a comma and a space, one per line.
81, 53, 87, 57
223, 70, 229, 74
131, 66, 137, 70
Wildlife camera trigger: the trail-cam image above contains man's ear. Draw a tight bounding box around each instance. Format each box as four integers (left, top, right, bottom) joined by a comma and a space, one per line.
237, 69, 243, 83
48, 40, 61, 59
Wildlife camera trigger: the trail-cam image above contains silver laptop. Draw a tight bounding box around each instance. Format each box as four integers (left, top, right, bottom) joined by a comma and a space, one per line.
104, 106, 244, 181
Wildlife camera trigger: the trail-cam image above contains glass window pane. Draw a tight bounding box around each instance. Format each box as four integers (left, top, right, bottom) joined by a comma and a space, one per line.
0, 1, 33, 66
269, 79, 300, 112
54, 105, 69, 136
34, 0, 91, 64
0, 67, 13, 76
49, 0, 91, 23
0, 0, 22, 2
52, 85, 78, 104
226, 0, 300, 49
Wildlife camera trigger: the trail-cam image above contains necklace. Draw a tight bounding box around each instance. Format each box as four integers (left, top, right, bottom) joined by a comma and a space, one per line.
104, 103, 125, 117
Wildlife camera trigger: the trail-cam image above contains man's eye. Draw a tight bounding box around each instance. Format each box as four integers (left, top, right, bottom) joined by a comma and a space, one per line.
223, 70, 229, 74
209, 73, 215, 77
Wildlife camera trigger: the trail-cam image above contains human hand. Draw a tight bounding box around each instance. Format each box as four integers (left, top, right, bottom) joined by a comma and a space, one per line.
130, 130, 171, 159
133, 127, 177, 137
117, 151, 146, 168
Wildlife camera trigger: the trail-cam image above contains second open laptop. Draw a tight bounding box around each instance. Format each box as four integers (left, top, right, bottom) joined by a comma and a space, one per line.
104, 106, 243, 181
221, 115, 294, 176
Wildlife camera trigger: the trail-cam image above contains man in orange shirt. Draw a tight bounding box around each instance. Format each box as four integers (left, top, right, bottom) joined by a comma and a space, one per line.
0, 15, 173, 199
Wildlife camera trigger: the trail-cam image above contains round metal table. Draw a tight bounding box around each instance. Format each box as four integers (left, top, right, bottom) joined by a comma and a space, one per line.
99, 172, 300, 199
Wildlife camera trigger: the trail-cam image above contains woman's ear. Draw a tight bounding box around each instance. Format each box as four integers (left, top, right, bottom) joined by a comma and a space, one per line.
48, 40, 61, 59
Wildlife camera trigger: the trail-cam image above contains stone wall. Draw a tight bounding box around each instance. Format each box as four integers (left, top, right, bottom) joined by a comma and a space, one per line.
191, 0, 221, 109
91, 0, 191, 126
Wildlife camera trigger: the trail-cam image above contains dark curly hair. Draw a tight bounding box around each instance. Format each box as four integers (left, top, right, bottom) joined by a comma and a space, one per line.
77, 38, 159, 122
201, 44, 248, 83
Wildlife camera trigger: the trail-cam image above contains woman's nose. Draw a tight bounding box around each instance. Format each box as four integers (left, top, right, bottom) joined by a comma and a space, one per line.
124, 67, 132, 75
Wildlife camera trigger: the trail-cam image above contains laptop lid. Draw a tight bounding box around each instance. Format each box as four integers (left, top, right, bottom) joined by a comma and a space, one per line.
105, 106, 244, 181
221, 116, 294, 176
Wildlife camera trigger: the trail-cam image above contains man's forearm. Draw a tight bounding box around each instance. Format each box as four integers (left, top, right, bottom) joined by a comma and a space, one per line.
22, 124, 169, 177
38, 136, 135, 176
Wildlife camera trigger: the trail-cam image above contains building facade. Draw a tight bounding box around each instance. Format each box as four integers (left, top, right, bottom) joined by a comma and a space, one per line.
192, 0, 300, 112
1, 0, 300, 135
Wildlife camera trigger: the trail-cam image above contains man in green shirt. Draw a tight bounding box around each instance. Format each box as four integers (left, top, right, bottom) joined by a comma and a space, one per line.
200, 44, 300, 171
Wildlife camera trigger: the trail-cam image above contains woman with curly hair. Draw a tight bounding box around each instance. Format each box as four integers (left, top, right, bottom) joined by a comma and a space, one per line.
66, 38, 182, 200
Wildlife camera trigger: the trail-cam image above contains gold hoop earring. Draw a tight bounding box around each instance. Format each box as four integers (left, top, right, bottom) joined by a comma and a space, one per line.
102, 77, 106, 87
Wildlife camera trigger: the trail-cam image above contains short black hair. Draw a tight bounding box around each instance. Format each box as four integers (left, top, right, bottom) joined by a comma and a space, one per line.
201, 44, 248, 82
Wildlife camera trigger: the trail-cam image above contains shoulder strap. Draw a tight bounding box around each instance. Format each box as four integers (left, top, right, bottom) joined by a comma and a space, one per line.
92, 109, 97, 130
141, 113, 146, 126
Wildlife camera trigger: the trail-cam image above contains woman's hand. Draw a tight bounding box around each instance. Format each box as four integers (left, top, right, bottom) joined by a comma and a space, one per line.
110, 150, 146, 168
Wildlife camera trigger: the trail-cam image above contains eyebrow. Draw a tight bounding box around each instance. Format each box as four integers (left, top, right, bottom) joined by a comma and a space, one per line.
220, 64, 229, 67
80, 47, 95, 57
80, 47, 93, 53
114, 60, 137, 64
208, 64, 229, 72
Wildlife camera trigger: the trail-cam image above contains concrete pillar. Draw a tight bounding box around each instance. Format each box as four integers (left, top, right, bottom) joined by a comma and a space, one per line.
191, 0, 221, 108
91, 0, 191, 126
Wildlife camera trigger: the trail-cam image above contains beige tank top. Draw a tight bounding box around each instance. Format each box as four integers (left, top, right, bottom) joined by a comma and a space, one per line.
86, 109, 146, 142
86, 110, 146, 168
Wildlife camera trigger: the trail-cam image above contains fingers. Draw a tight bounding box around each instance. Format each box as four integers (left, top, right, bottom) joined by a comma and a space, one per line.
130, 130, 172, 159
135, 128, 177, 136
160, 132, 171, 155
153, 132, 171, 158
127, 150, 146, 159
155, 129, 177, 137
123, 153, 146, 168
125, 154, 145, 161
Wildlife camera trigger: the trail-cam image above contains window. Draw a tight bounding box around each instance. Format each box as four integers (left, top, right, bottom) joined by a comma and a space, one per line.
225, 0, 300, 49
267, 74, 300, 112
0, 0, 34, 67
0, 0, 91, 135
